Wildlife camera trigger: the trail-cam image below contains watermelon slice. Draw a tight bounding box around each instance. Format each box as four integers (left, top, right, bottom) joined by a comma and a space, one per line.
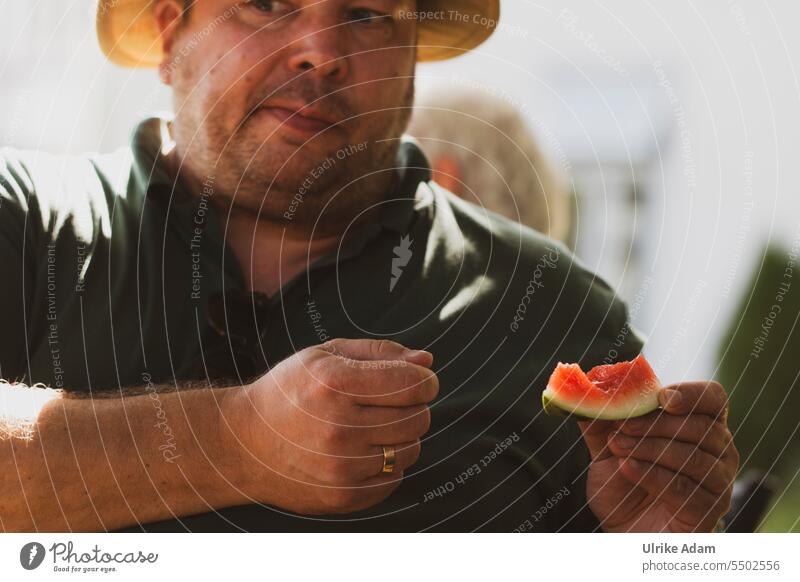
541, 355, 662, 420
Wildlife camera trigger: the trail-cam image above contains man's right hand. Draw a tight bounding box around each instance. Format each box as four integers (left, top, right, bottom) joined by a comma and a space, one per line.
222, 339, 438, 515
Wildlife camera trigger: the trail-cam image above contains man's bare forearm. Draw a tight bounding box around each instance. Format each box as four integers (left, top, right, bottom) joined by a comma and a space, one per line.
0, 380, 247, 532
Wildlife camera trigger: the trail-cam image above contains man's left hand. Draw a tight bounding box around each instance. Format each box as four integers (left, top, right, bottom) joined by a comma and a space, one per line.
578, 381, 739, 532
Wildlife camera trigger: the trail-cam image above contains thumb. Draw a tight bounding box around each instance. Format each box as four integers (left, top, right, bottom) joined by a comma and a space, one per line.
320, 338, 434, 368
577, 419, 617, 461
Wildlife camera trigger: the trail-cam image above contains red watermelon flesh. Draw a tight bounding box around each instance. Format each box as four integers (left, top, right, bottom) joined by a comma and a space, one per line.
541, 355, 662, 420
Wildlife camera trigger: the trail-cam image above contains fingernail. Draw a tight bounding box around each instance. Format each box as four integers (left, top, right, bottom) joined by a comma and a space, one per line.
659, 389, 683, 408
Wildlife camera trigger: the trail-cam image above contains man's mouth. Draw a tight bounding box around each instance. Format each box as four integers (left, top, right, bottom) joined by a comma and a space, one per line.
254, 101, 344, 136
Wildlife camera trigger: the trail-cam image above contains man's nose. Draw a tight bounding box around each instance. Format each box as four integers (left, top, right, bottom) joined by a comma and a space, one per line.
285, 25, 349, 81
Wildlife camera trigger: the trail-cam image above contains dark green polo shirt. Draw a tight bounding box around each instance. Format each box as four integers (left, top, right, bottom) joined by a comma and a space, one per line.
0, 117, 644, 532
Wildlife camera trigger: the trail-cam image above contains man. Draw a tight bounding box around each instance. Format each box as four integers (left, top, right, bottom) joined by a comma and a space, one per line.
0, 0, 737, 532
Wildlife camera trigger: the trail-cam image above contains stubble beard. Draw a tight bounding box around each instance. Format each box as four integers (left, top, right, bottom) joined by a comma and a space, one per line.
171, 80, 416, 238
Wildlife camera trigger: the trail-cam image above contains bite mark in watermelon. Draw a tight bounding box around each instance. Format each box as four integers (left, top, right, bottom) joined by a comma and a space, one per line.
541, 354, 662, 420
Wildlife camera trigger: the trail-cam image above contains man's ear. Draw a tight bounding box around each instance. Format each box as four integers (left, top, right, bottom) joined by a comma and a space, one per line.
153, 0, 186, 85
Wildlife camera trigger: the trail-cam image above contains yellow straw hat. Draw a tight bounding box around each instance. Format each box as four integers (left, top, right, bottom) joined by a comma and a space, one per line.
96, 0, 500, 67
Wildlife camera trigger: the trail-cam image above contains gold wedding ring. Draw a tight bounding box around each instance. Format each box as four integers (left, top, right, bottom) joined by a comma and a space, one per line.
381, 445, 397, 474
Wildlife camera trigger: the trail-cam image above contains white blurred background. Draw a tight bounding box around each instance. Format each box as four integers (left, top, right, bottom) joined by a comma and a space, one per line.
2, 0, 799, 386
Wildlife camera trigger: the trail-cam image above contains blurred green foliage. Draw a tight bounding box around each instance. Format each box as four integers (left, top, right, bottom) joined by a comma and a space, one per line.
716, 243, 800, 531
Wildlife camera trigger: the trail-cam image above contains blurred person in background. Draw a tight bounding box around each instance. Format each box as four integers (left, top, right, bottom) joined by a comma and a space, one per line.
408, 90, 571, 243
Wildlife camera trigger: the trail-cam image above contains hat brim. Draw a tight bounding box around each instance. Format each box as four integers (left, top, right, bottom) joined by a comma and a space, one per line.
96, 0, 500, 68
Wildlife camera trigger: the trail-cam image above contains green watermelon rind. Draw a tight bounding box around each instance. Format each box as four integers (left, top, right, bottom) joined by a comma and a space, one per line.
541, 384, 661, 421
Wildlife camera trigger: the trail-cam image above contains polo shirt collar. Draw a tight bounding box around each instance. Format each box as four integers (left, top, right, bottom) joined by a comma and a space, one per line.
129, 115, 182, 200
376, 135, 433, 234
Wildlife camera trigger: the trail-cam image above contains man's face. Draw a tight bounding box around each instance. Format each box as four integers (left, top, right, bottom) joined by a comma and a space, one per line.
159, 0, 418, 232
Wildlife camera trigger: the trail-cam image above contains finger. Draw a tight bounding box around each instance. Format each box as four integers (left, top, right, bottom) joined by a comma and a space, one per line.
616, 458, 726, 529
321, 338, 433, 368
607, 434, 730, 494
577, 419, 617, 461
317, 441, 420, 484
357, 405, 431, 444
356, 441, 421, 480
618, 412, 733, 457
659, 382, 729, 419
320, 357, 439, 407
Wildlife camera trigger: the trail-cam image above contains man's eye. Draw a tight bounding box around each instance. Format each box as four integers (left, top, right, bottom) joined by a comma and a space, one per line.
347, 8, 392, 25
246, 0, 294, 15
